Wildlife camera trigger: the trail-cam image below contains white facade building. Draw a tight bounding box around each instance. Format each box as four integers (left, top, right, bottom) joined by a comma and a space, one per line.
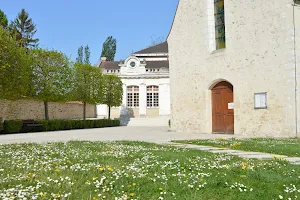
97, 42, 170, 119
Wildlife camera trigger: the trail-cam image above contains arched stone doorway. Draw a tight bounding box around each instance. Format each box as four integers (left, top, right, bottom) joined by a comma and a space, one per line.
211, 81, 234, 134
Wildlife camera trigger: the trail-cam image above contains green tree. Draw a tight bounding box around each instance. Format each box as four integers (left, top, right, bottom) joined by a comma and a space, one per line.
101, 36, 117, 61
31, 48, 72, 120
0, 9, 8, 28
84, 45, 90, 64
73, 63, 103, 119
0, 27, 32, 100
76, 46, 83, 64
102, 74, 123, 119
10, 8, 39, 48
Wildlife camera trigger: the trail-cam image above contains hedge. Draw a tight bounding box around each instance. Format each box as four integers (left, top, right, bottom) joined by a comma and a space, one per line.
1, 119, 120, 134
3, 120, 23, 134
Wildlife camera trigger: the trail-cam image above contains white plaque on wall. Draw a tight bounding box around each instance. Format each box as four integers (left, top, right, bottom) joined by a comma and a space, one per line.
254, 93, 267, 109
228, 103, 234, 109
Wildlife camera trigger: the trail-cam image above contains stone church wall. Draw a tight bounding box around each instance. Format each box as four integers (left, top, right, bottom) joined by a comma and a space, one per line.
0, 100, 96, 120
168, 0, 298, 137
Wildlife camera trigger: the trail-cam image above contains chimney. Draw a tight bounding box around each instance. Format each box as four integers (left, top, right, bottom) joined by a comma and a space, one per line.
101, 57, 107, 62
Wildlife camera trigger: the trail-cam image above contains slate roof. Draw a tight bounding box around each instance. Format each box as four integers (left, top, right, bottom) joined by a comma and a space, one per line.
145, 61, 169, 69
100, 60, 169, 70
133, 42, 168, 54
100, 61, 120, 70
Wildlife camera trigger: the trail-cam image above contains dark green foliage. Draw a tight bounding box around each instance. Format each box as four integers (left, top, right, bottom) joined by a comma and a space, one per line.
0, 9, 8, 28
9, 8, 39, 48
76, 46, 83, 64
62, 120, 73, 130
101, 36, 117, 61
76, 45, 90, 64
32, 119, 119, 133
84, 45, 90, 64
47, 120, 61, 131
1, 119, 120, 134
3, 120, 23, 134
168, 119, 171, 128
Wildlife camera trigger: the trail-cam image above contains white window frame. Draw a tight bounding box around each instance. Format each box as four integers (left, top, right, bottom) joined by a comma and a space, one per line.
147, 86, 159, 108
127, 86, 139, 108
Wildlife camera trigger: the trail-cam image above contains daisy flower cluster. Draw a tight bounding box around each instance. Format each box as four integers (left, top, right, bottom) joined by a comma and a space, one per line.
0, 141, 299, 199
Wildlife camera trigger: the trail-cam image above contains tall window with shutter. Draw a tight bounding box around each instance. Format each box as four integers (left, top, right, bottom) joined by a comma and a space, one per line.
215, 0, 226, 49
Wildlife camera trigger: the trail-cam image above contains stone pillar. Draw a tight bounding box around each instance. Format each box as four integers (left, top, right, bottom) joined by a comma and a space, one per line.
139, 83, 147, 117
159, 83, 171, 116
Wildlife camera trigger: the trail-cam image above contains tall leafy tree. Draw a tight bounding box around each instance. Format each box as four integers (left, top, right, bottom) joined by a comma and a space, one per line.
10, 8, 39, 48
0, 9, 8, 28
73, 63, 103, 119
0, 27, 32, 100
31, 49, 72, 120
101, 36, 117, 61
76, 46, 83, 64
102, 74, 123, 119
84, 45, 90, 64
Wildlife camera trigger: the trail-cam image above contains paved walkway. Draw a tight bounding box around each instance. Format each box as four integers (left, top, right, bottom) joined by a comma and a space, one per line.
168, 142, 300, 165
1, 126, 300, 165
0, 126, 241, 144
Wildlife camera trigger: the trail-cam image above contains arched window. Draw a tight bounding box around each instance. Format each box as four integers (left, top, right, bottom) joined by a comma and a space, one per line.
147, 86, 159, 108
127, 86, 139, 108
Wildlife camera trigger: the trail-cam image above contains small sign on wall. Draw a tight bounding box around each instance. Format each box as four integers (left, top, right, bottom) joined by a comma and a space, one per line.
228, 103, 234, 110
254, 92, 267, 109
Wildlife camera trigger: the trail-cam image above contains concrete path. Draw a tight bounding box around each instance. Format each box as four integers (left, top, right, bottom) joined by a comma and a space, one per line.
168, 142, 300, 165
0, 126, 240, 144
1, 126, 299, 165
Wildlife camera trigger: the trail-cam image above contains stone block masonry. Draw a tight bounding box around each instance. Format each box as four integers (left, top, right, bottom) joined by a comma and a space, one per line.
0, 100, 96, 120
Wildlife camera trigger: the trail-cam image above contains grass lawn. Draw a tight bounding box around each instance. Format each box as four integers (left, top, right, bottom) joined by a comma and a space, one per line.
0, 142, 300, 200
173, 138, 300, 157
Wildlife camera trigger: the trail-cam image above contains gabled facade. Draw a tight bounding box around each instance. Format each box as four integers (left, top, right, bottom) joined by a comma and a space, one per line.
97, 42, 170, 119
168, 0, 300, 137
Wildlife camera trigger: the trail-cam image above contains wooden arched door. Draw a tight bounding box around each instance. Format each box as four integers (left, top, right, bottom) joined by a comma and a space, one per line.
211, 81, 234, 134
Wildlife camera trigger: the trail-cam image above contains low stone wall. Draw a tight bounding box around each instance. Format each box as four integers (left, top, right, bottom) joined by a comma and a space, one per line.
0, 100, 96, 120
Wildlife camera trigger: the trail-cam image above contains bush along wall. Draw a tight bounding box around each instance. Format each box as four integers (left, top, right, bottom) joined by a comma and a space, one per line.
1, 119, 120, 134
3, 120, 23, 134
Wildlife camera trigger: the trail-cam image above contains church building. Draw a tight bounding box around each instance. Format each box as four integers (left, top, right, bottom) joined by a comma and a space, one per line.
168, 0, 300, 137
97, 42, 170, 119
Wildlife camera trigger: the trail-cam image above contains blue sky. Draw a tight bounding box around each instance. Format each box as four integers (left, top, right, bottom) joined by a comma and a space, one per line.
1, 0, 178, 64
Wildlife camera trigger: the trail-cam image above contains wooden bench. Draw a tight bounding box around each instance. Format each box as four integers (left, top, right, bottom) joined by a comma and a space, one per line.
22, 120, 43, 128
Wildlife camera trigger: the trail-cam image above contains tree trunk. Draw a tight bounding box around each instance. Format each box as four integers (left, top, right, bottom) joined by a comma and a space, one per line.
108, 106, 111, 119
44, 101, 49, 120
83, 101, 86, 120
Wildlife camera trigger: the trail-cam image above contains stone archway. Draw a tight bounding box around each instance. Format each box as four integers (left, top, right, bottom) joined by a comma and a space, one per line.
211, 81, 234, 134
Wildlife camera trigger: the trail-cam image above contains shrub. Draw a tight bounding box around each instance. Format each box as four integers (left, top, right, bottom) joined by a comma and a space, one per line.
84, 120, 94, 129
94, 120, 103, 128
2, 119, 120, 134
36, 120, 48, 131
47, 120, 61, 131
3, 120, 23, 134
62, 120, 73, 130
